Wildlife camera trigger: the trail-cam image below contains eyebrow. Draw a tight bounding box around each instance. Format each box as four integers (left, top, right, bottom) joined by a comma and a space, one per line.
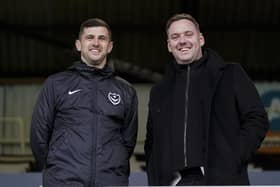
170, 30, 194, 37
84, 34, 108, 39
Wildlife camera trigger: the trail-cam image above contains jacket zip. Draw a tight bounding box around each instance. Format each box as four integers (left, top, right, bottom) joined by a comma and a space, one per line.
90, 80, 98, 187
184, 64, 191, 167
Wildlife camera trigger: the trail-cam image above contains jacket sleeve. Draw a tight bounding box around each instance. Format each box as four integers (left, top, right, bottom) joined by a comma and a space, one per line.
122, 87, 138, 157
233, 64, 269, 163
144, 89, 156, 185
30, 78, 56, 169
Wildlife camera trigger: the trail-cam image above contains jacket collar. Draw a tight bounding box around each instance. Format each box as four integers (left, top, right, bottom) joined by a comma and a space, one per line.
165, 48, 225, 77
173, 49, 208, 72
68, 60, 114, 78
204, 48, 226, 72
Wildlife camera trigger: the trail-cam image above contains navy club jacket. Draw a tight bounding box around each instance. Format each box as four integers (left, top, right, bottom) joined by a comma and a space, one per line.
30, 61, 138, 187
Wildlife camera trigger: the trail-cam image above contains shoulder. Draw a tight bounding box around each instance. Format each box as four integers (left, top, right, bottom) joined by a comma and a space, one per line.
148, 79, 170, 102
205, 49, 246, 72
41, 70, 76, 92
44, 70, 79, 86
47, 70, 75, 82
225, 63, 247, 75
222, 63, 255, 90
113, 76, 137, 96
114, 76, 134, 90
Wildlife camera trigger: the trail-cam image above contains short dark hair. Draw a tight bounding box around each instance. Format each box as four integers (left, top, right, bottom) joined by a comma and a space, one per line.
78, 18, 112, 40
166, 13, 200, 35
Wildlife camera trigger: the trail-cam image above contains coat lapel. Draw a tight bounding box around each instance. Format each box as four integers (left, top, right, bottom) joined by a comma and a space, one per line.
203, 51, 226, 173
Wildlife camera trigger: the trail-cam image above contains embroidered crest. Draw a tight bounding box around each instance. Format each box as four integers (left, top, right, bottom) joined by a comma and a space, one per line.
108, 92, 121, 105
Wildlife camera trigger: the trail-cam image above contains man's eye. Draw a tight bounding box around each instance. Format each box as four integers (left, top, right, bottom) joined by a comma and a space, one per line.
86, 35, 94, 40
171, 35, 179, 40
185, 31, 193, 36
99, 36, 107, 41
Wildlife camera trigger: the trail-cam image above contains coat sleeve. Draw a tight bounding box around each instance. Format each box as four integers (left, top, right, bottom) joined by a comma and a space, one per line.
30, 78, 56, 169
233, 64, 269, 163
144, 89, 156, 185
122, 87, 138, 157
144, 109, 155, 185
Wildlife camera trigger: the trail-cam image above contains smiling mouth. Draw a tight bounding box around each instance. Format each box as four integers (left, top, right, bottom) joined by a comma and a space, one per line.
89, 48, 101, 54
178, 47, 191, 53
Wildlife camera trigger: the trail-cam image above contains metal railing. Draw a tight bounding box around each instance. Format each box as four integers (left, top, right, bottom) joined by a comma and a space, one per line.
0, 117, 28, 155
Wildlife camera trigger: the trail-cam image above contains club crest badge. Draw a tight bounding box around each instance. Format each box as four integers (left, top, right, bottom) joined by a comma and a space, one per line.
108, 92, 121, 105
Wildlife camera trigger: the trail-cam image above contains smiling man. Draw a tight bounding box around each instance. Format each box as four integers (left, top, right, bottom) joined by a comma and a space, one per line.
145, 13, 269, 185
167, 18, 204, 65
30, 18, 138, 187
75, 24, 112, 69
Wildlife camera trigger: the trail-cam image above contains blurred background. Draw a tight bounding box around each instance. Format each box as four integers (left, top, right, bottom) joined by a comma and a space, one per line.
0, 0, 280, 185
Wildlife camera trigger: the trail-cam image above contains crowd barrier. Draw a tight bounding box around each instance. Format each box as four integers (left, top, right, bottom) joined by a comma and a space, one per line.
0, 171, 280, 186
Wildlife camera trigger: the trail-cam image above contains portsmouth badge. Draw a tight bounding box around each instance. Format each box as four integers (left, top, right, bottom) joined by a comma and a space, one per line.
108, 92, 121, 105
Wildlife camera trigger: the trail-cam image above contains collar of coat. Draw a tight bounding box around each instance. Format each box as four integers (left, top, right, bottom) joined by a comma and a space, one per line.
68, 60, 115, 79
166, 48, 226, 77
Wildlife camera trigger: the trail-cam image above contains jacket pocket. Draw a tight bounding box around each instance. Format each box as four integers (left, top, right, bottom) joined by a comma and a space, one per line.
103, 142, 129, 176
49, 131, 67, 153
46, 130, 68, 166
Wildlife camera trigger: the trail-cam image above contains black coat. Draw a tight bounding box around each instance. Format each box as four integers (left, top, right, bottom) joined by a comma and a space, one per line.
144, 49, 269, 185
30, 61, 138, 187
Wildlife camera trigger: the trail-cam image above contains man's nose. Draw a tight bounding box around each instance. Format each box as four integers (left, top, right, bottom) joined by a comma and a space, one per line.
92, 38, 99, 46
178, 36, 187, 43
